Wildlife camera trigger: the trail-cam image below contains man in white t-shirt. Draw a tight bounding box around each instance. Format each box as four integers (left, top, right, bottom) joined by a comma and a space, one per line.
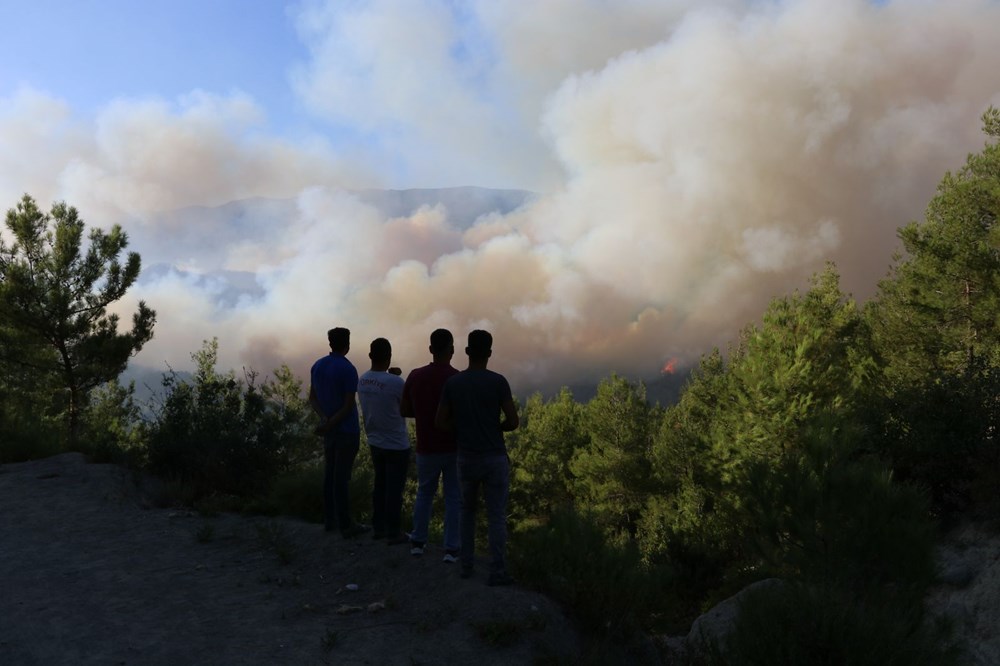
357, 337, 411, 543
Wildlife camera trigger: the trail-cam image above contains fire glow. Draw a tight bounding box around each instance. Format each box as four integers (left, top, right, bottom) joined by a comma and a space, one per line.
661, 358, 678, 375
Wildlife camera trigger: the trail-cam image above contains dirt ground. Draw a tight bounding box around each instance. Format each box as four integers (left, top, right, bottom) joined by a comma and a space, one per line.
0, 453, 583, 665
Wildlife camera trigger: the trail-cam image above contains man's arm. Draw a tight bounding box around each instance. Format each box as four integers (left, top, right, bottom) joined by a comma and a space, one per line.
400, 378, 415, 418
315, 391, 356, 435
330, 391, 357, 426
499, 398, 519, 432
309, 385, 324, 418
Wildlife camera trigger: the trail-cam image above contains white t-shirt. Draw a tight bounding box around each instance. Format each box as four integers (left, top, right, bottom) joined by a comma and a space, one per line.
357, 370, 410, 450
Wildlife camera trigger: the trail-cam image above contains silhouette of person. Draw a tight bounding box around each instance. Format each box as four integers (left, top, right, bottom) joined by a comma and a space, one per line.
357, 337, 411, 543
309, 327, 369, 538
436, 329, 519, 585
401, 328, 461, 560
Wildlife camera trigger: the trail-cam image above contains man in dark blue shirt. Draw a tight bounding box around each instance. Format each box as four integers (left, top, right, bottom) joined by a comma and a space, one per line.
436, 330, 519, 585
309, 327, 368, 538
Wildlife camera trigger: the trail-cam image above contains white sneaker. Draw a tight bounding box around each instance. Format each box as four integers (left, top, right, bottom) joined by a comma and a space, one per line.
410, 544, 425, 556
442, 552, 459, 564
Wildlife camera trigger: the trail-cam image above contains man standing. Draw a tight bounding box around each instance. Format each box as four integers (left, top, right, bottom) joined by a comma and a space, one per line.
401, 329, 460, 561
309, 327, 368, 538
436, 330, 519, 586
357, 337, 411, 543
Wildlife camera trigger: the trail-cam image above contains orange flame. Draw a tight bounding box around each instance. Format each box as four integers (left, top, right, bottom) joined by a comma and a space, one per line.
661, 357, 678, 375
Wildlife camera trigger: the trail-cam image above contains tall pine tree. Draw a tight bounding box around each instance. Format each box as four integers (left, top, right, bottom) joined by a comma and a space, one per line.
0, 195, 156, 448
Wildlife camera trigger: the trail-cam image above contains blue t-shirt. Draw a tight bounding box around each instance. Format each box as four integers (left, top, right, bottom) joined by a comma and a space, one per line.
441, 368, 512, 455
310, 353, 360, 434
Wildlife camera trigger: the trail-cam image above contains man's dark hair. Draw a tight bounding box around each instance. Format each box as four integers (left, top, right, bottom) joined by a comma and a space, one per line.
328, 327, 350, 351
466, 329, 492, 360
369, 337, 392, 363
429, 328, 454, 354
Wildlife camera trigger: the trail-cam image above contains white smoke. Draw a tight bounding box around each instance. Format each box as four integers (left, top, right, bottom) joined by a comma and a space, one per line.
3, 0, 1000, 393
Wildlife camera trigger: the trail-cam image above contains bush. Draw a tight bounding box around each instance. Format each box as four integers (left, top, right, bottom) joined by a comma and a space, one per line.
0, 410, 62, 463
78, 380, 148, 467
145, 340, 309, 501
741, 426, 937, 602
510, 506, 671, 640
254, 448, 377, 526
710, 582, 959, 666
0, 352, 65, 463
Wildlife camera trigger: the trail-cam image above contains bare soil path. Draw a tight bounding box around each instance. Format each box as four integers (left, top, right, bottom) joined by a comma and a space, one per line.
0, 453, 581, 665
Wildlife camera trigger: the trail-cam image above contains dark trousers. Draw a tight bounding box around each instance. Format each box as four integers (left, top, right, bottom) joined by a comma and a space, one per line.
369, 445, 411, 538
458, 454, 509, 573
324, 430, 360, 532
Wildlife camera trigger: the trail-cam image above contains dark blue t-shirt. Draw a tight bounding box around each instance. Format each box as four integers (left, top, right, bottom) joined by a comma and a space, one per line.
310, 353, 360, 434
441, 368, 512, 455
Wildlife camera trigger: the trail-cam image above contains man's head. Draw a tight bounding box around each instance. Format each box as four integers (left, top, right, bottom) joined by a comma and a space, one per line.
369, 337, 392, 368
466, 329, 493, 362
328, 327, 350, 353
429, 328, 454, 359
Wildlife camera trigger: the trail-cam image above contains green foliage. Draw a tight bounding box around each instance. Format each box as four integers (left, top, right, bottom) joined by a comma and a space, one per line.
507, 388, 588, 524
145, 339, 314, 500
570, 375, 660, 536
868, 111, 1000, 516
510, 507, 670, 640
247, 436, 376, 525
642, 268, 879, 604
260, 364, 317, 469
740, 423, 936, 602
0, 346, 63, 462
256, 464, 327, 523
714, 582, 959, 666
0, 195, 155, 447
78, 379, 148, 466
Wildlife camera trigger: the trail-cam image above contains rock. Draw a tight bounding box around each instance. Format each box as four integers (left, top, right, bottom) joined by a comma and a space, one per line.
679, 578, 784, 659
926, 522, 1000, 666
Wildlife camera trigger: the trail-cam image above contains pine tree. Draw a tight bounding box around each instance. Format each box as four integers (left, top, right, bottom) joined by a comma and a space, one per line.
0, 195, 156, 448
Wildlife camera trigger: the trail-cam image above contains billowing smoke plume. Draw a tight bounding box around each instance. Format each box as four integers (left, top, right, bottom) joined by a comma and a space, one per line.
3, 0, 1000, 394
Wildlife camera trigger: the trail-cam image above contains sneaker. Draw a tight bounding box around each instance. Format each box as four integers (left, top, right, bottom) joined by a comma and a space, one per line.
410, 542, 425, 556
442, 551, 459, 564
341, 523, 371, 539
487, 572, 515, 587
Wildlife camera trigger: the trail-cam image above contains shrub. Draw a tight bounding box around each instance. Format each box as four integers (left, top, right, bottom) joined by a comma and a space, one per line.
145, 340, 307, 501
710, 582, 959, 666
78, 379, 148, 466
256, 454, 375, 524
741, 425, 937, 604
510, 506, 671, 640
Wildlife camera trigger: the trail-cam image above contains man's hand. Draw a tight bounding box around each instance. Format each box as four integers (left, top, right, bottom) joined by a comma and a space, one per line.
389, 366, 402, 376
313, 417, 333, 436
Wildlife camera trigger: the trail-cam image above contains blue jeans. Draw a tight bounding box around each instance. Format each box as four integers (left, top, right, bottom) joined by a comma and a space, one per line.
410, 452, 460, 550
323, 430, 360, 532
458, 454, 509, 573
369, 445, 410, 538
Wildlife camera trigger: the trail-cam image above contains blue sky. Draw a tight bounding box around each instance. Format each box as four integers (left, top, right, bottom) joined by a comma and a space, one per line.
0, 1, 306, 132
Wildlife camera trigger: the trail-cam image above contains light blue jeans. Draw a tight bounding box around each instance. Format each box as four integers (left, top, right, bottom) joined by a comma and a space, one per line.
410, 452, 460, 551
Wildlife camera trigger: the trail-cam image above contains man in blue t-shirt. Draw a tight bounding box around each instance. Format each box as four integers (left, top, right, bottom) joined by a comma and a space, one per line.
309, 327, 369, 538
436, 329, 519, 586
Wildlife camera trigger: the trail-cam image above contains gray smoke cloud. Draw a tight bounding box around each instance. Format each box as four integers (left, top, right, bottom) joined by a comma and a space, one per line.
2, 0, 1000, 394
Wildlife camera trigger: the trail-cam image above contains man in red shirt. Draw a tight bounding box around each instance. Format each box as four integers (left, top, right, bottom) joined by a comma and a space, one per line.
401, 329, 460, 561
